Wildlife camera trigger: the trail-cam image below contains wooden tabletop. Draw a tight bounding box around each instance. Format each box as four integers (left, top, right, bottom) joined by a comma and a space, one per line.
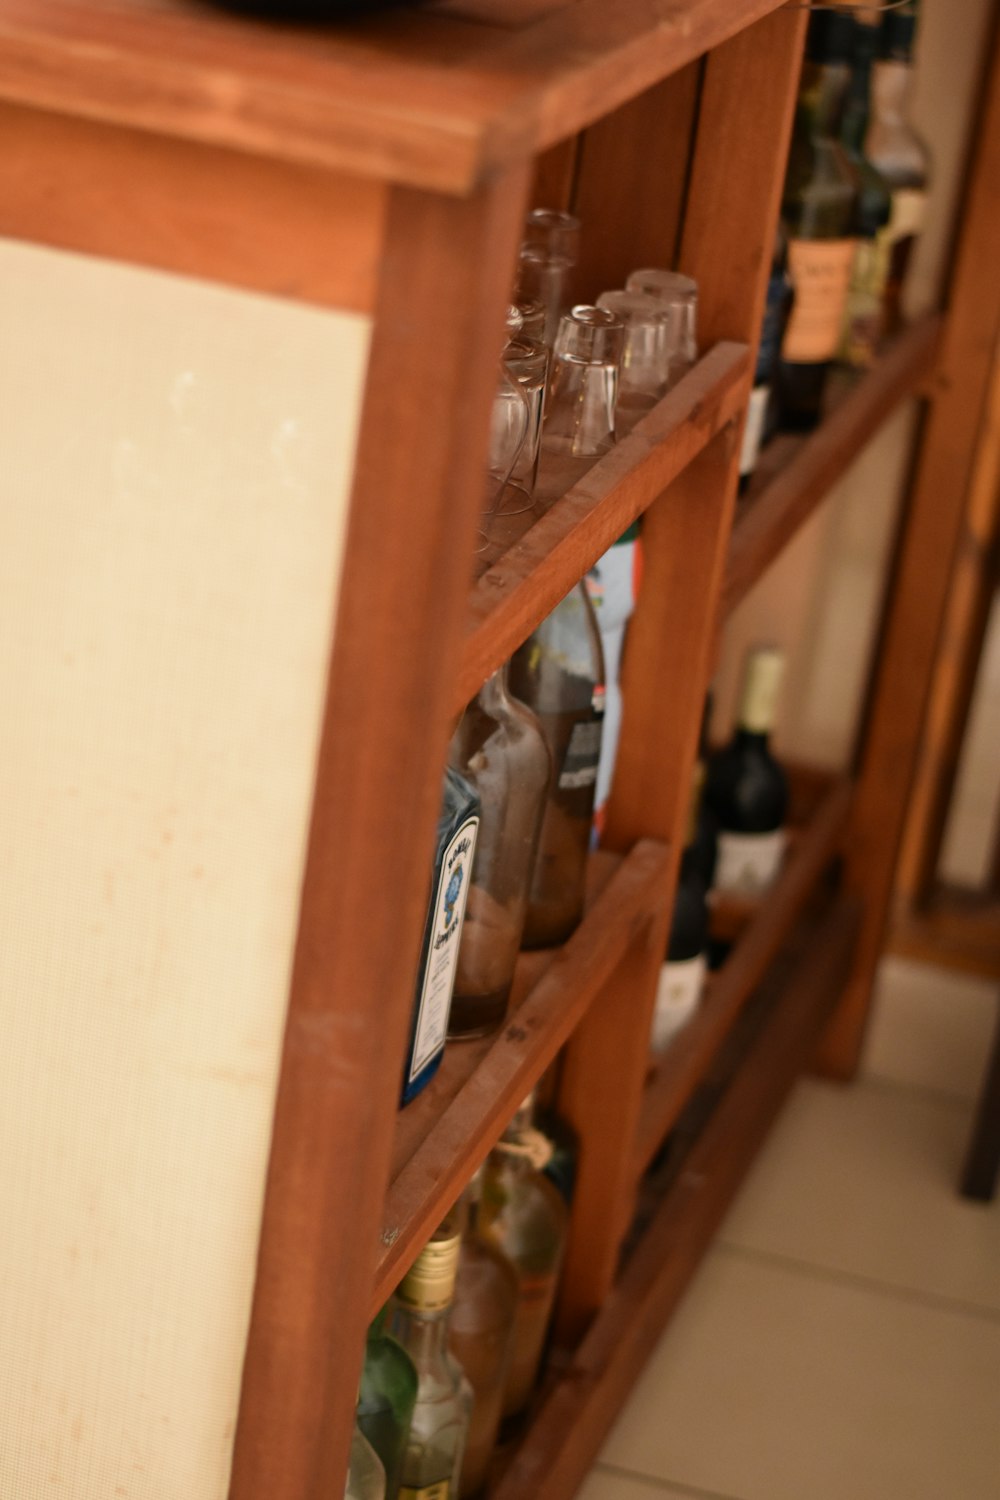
0, 0, 786, 193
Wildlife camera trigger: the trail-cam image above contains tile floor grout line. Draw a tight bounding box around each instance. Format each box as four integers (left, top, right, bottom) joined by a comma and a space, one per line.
856, 1068, 980, 1114
594, 1461, 750, 1500
712, 1239, 1000, 1325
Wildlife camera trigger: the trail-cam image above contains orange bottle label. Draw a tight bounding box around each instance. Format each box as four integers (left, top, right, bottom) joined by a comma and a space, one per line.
783, 238, 857, 363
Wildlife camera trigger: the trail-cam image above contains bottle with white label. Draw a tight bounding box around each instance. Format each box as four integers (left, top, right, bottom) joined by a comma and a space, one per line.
585, 522, 641, 843
865, 2, 930, 338
391, 1225, 473, 1500
776, 10, 860, 430
651, 790, 710, 1055
740, 226, 794, 490
401, 768, 480, 1106
508, 584, 605, 949
705, 647, 789, 898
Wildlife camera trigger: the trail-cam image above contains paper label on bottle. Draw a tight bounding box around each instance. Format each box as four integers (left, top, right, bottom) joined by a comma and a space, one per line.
888, 186, 927, 244
739, 384, 770, 478
399, 1484, 450, 1500
559, 718, 602, 790
713, 829, 787, 896
783, 238, 857, 363
408, 815, 479, 1082
650, 954, 707, 1054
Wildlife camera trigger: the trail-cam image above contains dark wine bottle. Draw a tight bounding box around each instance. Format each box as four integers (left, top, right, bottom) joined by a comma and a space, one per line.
400, 767, 480, 1106
651, 840, 709, 1054
776, 11, 860, 430
839, 14, 893, 368
705, 647, 789, 897
739, 225, 794, 491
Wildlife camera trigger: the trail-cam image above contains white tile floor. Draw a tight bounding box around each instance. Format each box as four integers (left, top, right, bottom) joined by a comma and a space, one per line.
581, 956, 1000, 1500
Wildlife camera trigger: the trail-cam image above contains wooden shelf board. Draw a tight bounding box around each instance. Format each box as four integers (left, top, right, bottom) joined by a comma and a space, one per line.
633, 774, 854, 1178
0, 0, 789, 194
890, 882, 1000, 980
373, 837, 671, 1308
457, 341, 750, 710
490, 891, 862, 1500
722, 313, 942, 618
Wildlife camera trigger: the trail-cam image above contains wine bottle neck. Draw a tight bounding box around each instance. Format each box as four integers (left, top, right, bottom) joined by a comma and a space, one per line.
872, 59, 913, 125
392, 1303, 452, 1364
800, 60, 852, 140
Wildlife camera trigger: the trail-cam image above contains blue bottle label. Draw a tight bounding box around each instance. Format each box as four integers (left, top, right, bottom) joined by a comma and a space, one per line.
407, 814, 479, 1085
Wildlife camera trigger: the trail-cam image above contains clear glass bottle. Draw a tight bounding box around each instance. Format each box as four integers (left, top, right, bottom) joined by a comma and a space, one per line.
479, 1096, 569, 1421
391, 1226, 472, 1500
534, 304, 623, 509
594, 288, 672, 434
705, 647, 789, 897
401, 769, 480, 1105
347, 1422, 387, 1500
358, 1306, 418, 1499
865, 1, 930, 336
448, 1173, 519, 1497
776, 10, 860, 428
448, 668, 552, 1037
508, 584, 605, 949
518, 208, 581, 346
624, 269, 698, 386
838, 13, 893, 367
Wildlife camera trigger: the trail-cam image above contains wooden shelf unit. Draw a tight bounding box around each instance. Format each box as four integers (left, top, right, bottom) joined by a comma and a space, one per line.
4, 4, 1000, 1500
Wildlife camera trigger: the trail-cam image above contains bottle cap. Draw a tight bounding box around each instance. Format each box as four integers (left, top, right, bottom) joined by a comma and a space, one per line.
396, 1224, 462, 1312
739, 646, 785, 735
553, 304, 624, 368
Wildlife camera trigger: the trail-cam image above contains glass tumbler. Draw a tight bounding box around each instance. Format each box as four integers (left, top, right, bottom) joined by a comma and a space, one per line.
535, 304, 623, 509
625, 268, 699, 385
518, 207, 581, 347
595, 288, 672, 434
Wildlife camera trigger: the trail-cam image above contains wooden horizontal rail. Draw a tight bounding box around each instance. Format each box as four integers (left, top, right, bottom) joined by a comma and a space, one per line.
0, 0, 789, 194
491, 892, 862, 1500
722, 313, 942, 618
372, 837, 671, 1308
457, 341, 750, 709
633, 775, 854, 1178
890, 882, 1000, 980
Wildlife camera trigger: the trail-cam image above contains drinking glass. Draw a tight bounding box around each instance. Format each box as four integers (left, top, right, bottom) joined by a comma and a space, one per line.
625, 268, 699, 384
595, 288, 672, 433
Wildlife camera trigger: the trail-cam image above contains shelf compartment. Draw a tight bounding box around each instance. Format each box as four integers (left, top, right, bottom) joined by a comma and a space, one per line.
373, 836, 671, 1308
722, 312, 942, 618
490, 891, 862, 1500
457, 341, 750, 710
633, 774, 853, 1179
0, 0, 791, 194
891, 882, 1000, 980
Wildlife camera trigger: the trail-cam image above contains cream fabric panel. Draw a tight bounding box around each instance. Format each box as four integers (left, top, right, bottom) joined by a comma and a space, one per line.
0, 241, 370, 1498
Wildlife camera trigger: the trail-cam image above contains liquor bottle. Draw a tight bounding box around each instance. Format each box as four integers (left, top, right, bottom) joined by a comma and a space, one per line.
705, 647, 789, 897
448, 1173, 519, 1497
865, 1, 930, 337
448, 668, 551, 1037
358, 1306, 418, 1499
508, 585, 605, 949
624, 269, 699, 387
391, 1226, 473, 1500
401, 769, 480, 1106
739, 227, 794, 490
479, 1096, 568, 1421
651, 785, 709, 1054
689, 706, 720, 891
776, 11, 860, 429
585, 523, 642, 843
534, 304, 623, 509
347, 1422, 387, 1500
839, 14, 894, 368
519, 208, 581, 347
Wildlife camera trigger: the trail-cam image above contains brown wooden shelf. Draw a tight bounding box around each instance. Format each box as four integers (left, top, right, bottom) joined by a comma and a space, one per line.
890, 881, 1000, 979
632, 775, 853, 1178
489, 890, 862, 1500
456, 341, 750, 710
372, 837, 671, 1309
0, 0, 788, 194
722, 312, 942, 618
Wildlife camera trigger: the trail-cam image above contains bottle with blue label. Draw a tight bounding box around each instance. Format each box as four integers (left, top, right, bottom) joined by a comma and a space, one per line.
400, 768, 480, 1106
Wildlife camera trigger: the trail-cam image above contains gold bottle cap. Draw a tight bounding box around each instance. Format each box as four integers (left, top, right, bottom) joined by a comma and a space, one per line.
739, 647, 785, 735
397, 1225, 462, 1312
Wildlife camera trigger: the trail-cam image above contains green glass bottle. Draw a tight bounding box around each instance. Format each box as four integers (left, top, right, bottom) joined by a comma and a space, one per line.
776, 10, 860, 428
839, 14, 893, 367
358, 1306, 418, 1499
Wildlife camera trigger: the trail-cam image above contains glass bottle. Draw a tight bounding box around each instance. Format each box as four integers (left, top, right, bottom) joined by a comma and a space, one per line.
705, 647, 789, 897
358, 1306, 418, 1499
534, 304, 623, 510
585, 523, 641, 843
347, 1422, 387, 1500
479, 1096, 569, 1421
595, 288, 672, 434
651, 782, 709, 1054
624, 269, 698, 386
401, 768, 480, 1106
776, 11, 860, 429
739, 226, 794, 491
508, 584, 605, 949
519, 208, 581, 347
448, 1173, 519, 1497
391, 1226, 472, 1500
448, 668, 551, 1037
865, 1, 930, 337
838, 14, 893, 368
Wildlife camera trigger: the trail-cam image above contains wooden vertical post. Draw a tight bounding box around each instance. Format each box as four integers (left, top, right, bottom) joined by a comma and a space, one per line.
553, 3, 808, 1344
820, 19, 1000, 1078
